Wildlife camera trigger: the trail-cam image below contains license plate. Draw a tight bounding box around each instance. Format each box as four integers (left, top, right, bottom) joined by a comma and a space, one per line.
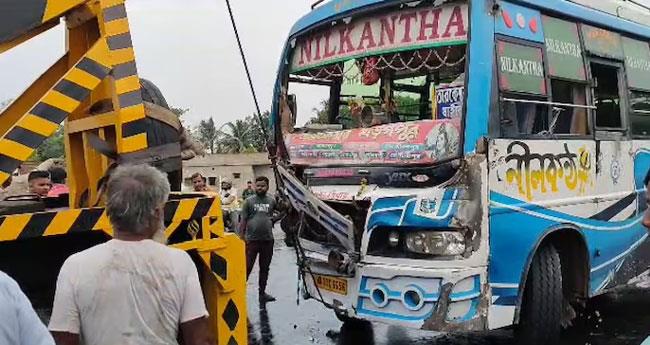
314, 274, 348, 295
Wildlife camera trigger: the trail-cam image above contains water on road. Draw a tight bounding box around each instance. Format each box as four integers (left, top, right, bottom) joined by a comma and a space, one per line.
245, 232, 650, 345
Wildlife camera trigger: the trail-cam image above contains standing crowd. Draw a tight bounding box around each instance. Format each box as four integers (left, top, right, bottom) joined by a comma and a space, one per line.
1, 166, 284, 345
6, 165, 649, 345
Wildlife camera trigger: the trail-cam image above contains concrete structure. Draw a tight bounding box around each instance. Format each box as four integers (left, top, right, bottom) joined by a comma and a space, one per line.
182, 153, 274, 194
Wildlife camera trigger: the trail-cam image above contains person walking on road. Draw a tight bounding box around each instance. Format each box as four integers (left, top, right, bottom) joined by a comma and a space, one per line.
241, 176, 279, 303
0, 271, 54, 345
49, 164, 213, 345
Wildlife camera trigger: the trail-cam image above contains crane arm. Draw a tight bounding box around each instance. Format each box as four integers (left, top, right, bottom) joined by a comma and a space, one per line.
0, 0, 156, 206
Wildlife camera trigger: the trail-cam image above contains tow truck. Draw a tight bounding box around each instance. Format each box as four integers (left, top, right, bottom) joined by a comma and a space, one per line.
0, 1, 247, 344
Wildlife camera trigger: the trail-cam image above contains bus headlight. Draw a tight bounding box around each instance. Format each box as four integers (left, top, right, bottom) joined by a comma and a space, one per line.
404, 231, 465, 256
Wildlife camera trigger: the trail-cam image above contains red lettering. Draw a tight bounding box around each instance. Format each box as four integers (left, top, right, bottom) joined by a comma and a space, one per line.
338, 25, 355, 54
357, 21, 377, 50
298, 37, 313, 65
314, 34, 323, 60
442, 6, 467, 38
378, 15, 398, 46
417, 9, 442, 41
323, 30, 337, 58
399, 12, 417, 43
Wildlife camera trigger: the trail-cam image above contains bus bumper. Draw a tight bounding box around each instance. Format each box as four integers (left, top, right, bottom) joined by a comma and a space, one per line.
303, 262, 489, 331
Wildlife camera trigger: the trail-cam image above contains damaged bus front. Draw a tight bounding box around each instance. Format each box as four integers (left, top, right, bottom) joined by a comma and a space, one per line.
271, 0, 491, 331
271, 0, 650, 343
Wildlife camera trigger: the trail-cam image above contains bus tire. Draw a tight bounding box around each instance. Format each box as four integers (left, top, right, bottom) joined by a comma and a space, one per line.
516, 243, 563, 345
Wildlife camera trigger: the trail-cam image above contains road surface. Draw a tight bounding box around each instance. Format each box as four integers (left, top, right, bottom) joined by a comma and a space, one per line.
245, 230, 650, 345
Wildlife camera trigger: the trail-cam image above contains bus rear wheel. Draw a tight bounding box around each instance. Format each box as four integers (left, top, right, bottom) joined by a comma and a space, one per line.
516, 243, 563, 345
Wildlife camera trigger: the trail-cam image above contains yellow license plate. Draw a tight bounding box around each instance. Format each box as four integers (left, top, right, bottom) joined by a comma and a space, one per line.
314, 274, 348, 295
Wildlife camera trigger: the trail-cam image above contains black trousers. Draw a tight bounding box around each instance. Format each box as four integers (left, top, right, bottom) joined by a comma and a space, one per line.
246, 240, 274, 294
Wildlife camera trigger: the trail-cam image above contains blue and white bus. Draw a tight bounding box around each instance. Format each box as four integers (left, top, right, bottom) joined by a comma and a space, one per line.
270, 1, 650, 343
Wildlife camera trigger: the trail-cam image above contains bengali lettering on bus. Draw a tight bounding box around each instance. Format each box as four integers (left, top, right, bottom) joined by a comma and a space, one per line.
284, 119, 461, 166
504, 141, 593, 201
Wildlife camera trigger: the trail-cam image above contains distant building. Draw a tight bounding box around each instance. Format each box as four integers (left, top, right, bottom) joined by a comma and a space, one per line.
182, 153, 275, 193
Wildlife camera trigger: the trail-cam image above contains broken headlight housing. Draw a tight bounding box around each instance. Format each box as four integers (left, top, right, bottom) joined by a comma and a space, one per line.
404, 231, 465, 256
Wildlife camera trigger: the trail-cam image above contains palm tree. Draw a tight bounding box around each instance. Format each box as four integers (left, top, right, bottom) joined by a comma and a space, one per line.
196, 117, 218, 154
217, 119, 256, 153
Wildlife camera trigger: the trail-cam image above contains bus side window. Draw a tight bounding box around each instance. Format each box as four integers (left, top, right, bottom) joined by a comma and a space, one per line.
591, 62, 624, 129
500, 97, 548, 137
630, 91, 650, 136
550, 80, 589, 135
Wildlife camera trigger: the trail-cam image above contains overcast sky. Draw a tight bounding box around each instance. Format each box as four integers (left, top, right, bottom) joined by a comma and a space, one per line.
0, 0, 318, 128
2, 0, 650, 128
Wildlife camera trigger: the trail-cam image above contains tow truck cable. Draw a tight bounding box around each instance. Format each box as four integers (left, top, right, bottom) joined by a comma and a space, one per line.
223, 0, 268, 147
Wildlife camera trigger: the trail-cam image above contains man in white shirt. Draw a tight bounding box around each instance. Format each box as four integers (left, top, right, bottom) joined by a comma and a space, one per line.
0, 271, 54, 345
220, 179, 238, 206
49, 164, 213, 345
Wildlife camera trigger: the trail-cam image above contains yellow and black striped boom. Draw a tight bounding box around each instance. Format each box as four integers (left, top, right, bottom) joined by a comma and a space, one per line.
0, 2, 247, 344
1, 0, 150, 207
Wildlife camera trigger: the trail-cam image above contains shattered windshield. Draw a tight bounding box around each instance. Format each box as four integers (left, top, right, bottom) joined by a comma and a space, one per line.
280, 2, 468, 166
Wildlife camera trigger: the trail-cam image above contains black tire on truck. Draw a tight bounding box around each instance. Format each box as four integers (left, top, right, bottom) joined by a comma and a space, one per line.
138, 79, 182, 191
516, 243, 563, 345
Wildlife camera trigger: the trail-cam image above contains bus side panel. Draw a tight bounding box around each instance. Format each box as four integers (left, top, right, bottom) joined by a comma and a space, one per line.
586, 139, 648, 293
487, 139, 596, 326
607, 140, 650, 289
488, 138, 650, 324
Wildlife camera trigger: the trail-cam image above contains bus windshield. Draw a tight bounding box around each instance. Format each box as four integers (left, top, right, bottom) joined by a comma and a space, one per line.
280, 2, 468, 167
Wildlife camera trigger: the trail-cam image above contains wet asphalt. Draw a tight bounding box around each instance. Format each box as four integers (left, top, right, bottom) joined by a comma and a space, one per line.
245, 229, 650, 345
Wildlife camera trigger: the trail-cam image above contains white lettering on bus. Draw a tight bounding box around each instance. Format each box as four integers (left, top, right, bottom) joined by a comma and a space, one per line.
545, 37, 581, 58
499, 56, 544, 77
293, 4, 467, 70
626, 56, 650, 72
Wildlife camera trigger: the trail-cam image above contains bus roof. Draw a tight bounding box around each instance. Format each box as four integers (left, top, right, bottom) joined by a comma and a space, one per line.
290, 0, 650, 40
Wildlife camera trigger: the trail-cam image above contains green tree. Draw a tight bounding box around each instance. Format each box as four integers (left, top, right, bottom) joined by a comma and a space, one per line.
247, 111, 270, 152
196, 117, 218, 154
34, 127, 65, 161
309, 99, 330, 125
217, 119, 255, 153
309, 99, 353, 125
170, 107, 188, 117
170, 106, 189, 129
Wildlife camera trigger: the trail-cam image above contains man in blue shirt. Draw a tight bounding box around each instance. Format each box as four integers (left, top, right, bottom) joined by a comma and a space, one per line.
0, 271, 54, 345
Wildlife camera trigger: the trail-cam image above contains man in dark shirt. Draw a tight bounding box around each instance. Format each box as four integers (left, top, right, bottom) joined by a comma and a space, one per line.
242, 181, 255, 200
241, 176, 278, 303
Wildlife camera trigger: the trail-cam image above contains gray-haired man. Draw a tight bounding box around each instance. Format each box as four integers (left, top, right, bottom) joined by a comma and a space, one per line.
49, 165, 213, 345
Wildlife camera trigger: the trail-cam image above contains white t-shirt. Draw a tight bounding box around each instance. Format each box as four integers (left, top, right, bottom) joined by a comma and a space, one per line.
0, 271, 54, 345
48, 239, 208, 345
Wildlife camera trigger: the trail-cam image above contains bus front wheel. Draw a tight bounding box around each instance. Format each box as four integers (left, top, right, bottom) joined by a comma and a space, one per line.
516, 243, 563, 345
